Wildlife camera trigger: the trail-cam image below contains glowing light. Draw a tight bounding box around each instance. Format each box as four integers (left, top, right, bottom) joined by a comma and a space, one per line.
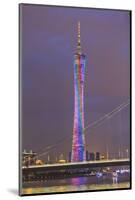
71, 22, 86, 162
96, 172, 103, 178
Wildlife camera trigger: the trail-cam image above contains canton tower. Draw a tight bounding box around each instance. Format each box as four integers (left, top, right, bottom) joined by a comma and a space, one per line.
71, 22, 86, 162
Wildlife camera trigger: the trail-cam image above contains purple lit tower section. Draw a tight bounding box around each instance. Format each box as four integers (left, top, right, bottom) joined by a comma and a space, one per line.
71, 22, 86, 162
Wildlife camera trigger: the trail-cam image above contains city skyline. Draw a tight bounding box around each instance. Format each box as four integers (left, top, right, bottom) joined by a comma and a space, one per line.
21, 4, 130, 161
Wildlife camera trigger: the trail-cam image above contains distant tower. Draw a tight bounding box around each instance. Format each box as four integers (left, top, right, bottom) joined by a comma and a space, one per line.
71, 22, 86, 162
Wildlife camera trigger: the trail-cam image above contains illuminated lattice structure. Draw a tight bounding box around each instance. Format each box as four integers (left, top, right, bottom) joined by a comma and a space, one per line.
71, 22, 86, 162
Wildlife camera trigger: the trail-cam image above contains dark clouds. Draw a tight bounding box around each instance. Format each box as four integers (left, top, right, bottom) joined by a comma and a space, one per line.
21, 4, 130, 161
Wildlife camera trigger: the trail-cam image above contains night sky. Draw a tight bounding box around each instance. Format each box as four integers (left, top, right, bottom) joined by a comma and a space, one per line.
21, 4, 130, 161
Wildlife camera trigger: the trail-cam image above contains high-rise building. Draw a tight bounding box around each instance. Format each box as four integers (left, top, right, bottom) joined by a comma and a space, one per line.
22, 150, 37, 166
71, 22, 86, 162
89, 152, 95, 161
96, 152, 100, 160
68, 152, 72, 162
86, 150, 89, 161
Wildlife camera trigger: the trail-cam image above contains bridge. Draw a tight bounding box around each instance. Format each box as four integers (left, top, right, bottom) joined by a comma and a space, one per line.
23, 159, 130, 171
22, 159, 130, 181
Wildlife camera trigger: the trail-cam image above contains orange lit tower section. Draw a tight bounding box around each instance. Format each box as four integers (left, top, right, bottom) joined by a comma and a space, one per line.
71, 22, 86, 162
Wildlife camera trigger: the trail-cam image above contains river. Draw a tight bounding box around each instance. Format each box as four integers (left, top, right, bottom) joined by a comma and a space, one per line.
22, 173, 130, 195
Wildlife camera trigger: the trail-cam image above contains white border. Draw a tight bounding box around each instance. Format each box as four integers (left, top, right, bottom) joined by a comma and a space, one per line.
0, 0, 134, 199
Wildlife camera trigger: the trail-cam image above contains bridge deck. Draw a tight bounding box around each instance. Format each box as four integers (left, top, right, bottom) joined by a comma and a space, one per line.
22, 159, 130, 173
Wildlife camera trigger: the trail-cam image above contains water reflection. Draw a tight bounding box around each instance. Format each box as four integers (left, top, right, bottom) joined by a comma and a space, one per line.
112, 177, 118, 184
112, 171, 118, 184
22, 182, 130, 195
71, 177, 87, 185
22, 172, 130, 195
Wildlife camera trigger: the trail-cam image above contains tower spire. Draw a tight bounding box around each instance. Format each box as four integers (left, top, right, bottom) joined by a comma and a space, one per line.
77, 21, 81, 54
